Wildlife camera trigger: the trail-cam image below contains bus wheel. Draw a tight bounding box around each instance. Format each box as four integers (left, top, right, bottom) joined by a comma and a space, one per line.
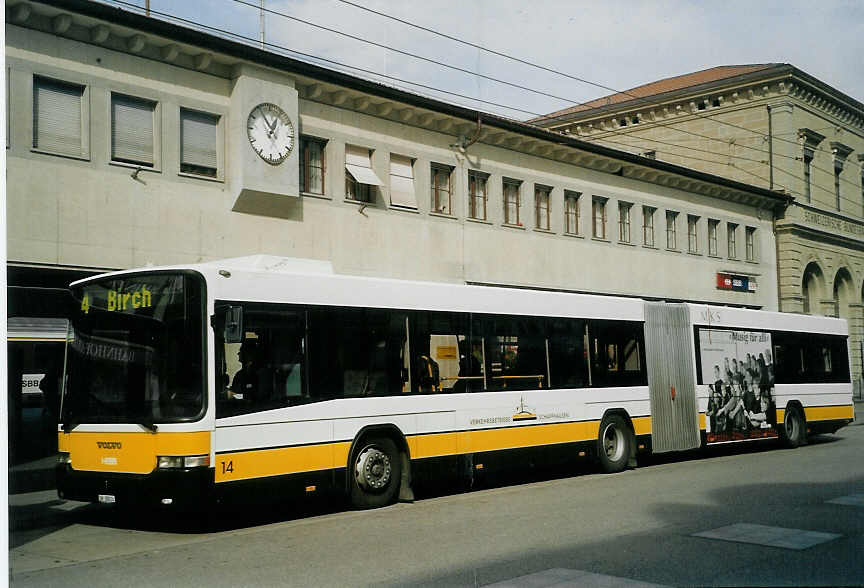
597, 414, 632, 473
782, 407, 805, 448
350, 437, 401, 509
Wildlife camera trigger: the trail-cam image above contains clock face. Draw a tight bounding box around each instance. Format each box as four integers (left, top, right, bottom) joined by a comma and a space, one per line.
247, 102, 295, 165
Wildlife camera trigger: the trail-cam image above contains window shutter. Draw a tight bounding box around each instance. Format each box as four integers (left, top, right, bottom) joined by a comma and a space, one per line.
181, 109, 218, 175
112, 94, 155, 166
33, 77, 83, 156
389, 155, 416, 208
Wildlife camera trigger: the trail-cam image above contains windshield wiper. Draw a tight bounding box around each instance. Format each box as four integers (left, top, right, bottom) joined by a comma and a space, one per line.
139, 421, 158, 433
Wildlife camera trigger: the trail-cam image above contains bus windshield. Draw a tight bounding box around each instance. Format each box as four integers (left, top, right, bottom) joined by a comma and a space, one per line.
63, 272, 205, 427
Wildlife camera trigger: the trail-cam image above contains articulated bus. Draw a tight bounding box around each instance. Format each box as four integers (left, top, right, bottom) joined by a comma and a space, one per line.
57, 256, 855, 510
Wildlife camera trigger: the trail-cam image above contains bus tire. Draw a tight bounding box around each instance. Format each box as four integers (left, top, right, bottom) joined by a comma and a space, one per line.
782, 407, 805, 449
349, 437, 402, 509
597, 414, 632, 474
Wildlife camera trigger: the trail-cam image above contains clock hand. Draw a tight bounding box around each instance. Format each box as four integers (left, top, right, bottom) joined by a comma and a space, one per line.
257, 107, 274, 136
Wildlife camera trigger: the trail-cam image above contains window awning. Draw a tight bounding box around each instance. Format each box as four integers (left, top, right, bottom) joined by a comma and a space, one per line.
346, 164, 384, 186
345, 145, 384, 186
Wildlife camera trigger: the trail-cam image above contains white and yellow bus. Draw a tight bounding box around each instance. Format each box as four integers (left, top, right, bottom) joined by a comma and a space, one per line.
57, 256, 855, 510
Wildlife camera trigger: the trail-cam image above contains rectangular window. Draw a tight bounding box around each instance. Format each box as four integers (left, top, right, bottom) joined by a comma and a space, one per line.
745, 226, 756, 261
300, 136, 326, 194
307, 307, 409, 399
389, 154, 417, 209
345, 145, 383, 203
564, 191, 580, 235
589, 320, 647, 387
803, 153, 813, 203
33, 76, 86, 157
180, 108, 220, 178
592, 196, 607, 239
642, 206, 655, 247
666, 210, 678, 249
535, 185, 551, 230
216, 303, 307, 417
708, 219, 719, 256
474, 314, 550, 392
687, 215, 699, 254
834, 161, 842, 211
618, 202, 632, 243
503, 179, 521, 225
111, 93, 156, 167
431, 163, 453, 215
727, 222, 738, 258
468, 170, 488, 220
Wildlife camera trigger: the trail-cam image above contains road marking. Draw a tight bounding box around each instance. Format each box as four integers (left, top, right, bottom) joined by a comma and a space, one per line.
826, 493, 864, 507
486, 568, 667, 587
693, 523, 841, 550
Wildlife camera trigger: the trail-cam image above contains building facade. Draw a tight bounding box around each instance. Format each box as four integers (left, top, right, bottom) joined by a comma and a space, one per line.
533, 64, 864, 393
6, 1, 789, 451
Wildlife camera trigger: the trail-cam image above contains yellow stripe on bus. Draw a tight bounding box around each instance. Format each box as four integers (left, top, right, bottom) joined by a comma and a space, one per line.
215, 442, 352, 483
805, 405, 854, 421
59, 431, 210, 474
215, 417, 655, 483
776, 405, 854, 424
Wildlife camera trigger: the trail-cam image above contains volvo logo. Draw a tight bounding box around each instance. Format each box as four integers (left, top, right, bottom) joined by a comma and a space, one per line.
96, 441, 122, 450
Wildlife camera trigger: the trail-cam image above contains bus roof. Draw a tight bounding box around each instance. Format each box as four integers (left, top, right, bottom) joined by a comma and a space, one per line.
71, 256, 848, 334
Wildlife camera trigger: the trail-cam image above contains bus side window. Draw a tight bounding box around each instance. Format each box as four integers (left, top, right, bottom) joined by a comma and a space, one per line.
410, 310, 474, 394
547, 318, 588, 389
216, 304, 306, 417
308, 307, 407, 399
475, 314, 549, 392
588, 320, 646, 387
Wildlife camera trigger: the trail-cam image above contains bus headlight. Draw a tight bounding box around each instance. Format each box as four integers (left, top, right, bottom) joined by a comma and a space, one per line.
157, 454, 210, 469
57, 452, 71, 465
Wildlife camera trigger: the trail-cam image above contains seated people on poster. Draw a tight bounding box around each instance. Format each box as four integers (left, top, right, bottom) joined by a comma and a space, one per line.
707, 365, 725, 433
742, 370, 760, 413
721, 370, 747, 432
747, 393, 772, 429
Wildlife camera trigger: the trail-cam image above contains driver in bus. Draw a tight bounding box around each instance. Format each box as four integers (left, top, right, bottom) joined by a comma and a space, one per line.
231, 340, 261, 402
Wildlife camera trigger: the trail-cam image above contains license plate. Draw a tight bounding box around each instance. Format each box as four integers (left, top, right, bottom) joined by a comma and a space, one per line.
98, 494, 116, 504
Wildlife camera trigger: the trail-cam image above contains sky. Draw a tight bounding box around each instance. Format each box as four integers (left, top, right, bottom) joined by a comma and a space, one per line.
113, 0, 864, 121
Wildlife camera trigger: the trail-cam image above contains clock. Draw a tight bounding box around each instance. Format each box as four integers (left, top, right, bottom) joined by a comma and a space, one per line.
247, 102, 295, 165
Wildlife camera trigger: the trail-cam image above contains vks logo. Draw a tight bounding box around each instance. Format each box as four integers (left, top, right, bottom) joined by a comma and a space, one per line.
96, 441, 122, 450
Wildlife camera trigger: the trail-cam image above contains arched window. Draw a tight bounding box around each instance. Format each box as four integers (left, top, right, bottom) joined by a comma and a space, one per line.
802, 263, 824, 315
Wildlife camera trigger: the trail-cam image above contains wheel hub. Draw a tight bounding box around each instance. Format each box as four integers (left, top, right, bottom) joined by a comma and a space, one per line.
603, 424, 624, 461
355, 447, 392, 492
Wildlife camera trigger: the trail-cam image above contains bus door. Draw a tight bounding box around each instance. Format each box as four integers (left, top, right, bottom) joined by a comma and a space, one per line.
643, 302, 700, 452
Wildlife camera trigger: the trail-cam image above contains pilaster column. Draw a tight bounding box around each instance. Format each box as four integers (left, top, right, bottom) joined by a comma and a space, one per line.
846, 303, 864, 383
819, 299, 838, 317
779, 295, 804, 314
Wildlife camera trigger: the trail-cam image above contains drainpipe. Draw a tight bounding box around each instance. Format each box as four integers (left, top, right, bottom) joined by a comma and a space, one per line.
766, 105, 774, 190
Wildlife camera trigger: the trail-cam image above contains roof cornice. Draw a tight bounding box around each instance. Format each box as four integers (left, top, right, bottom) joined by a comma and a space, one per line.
535, 65, 864, 131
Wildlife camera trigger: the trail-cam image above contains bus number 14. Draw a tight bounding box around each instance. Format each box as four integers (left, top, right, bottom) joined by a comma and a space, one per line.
221, 460, 234, 474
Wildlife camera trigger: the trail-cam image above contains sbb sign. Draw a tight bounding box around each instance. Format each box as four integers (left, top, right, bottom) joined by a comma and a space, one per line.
716, 273, 756, 292
21, 373, 45, 396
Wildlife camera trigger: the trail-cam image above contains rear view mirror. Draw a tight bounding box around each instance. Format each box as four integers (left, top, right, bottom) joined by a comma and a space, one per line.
224, 306, 243, 343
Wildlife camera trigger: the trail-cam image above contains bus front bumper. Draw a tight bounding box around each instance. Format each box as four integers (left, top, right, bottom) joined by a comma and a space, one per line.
56, 464, 214, 509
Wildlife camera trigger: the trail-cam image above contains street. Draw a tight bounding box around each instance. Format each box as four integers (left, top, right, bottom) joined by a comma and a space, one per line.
10, 423, 864, 587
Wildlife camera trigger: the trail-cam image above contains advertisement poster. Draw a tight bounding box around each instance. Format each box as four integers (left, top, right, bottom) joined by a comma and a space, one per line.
698, 329, 778, 443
